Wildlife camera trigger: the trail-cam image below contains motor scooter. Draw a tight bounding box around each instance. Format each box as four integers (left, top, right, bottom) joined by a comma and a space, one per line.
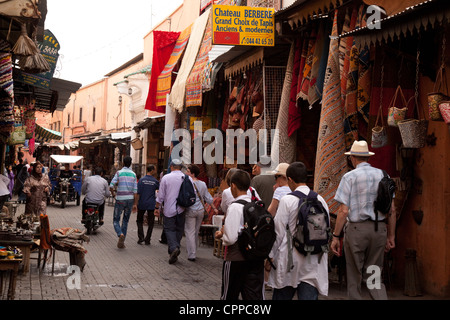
83, 203, 101, 235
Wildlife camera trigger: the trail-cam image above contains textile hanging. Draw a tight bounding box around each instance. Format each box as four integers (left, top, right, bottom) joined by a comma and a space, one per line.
288, 38, 303, 137
314, 10, 347, 214
0, 40, 13, 99
343, 6, 360, 150
298, 28, 317, 101
340, 8, 357, 107
155, 26, 192, 109
169, 10, 211, 113
185, 12, 213, 107
145, 31, 181, 113
271, 42, 296, 165
307, 20, 328, 107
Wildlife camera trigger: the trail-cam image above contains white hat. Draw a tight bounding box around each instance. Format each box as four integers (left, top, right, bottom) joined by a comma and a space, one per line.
269, 163, 290, 177
344, 140, 375, 157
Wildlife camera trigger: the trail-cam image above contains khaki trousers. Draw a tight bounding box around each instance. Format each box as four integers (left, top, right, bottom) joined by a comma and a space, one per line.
344, 220, 388, 300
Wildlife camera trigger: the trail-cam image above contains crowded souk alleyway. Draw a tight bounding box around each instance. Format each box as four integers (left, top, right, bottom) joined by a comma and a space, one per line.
1, 0, 450, 304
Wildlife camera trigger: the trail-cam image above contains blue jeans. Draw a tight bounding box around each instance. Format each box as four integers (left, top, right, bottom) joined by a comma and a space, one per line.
113, 199, 134, 237
163, 212, 185, 254
272, 282, 319, 300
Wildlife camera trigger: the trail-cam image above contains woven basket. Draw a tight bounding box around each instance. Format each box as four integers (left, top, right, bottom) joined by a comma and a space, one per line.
371, 104, 388, 148
398, 97, 428, 148
387, 85, 408, 127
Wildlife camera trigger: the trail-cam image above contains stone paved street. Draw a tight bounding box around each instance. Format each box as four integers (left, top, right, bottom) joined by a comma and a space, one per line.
2, 198, 442, 301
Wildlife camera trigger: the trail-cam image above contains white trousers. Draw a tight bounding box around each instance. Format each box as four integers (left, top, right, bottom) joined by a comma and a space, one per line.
184, 209, 204, 259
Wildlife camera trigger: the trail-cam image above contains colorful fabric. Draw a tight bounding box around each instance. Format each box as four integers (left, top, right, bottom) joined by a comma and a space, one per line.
314, 10, 348, 215
145, 31, 181, 113
0, 40, 13, 99
169, 10, 210, 113
296, 37, 309, 102
288, 38, 303, 137
186, 11, 213, 107
308, 21, 328, 107
155, 26, 192, 109
298, 29, 317, 101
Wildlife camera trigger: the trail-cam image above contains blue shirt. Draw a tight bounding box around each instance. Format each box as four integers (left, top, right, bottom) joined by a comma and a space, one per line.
334, 162, 385, 222
137, 175, 159, 210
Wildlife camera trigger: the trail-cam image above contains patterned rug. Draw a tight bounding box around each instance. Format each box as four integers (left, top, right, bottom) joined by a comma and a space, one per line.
314, 10, 348, 214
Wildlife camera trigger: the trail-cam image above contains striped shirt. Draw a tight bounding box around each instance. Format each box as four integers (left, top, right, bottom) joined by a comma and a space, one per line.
109, 167, 137, 201
334, 162, 385, 222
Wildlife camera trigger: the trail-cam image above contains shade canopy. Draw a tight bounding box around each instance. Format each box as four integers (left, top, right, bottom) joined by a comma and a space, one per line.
50, 155, 83, 164
35, 123, 62, 142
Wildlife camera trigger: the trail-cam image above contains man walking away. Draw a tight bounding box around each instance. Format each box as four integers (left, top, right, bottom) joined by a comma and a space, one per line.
216, 169, 265, 300
109, 156, 138, 249
135, 164, 159, 245
81, 166, 110, 225
251, 162, 275, 209
154, 159, 187, 264
331, 140, 396, 300
266, 162, 329, 300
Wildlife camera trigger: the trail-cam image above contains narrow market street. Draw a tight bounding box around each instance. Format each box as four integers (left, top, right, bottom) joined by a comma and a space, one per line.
6, 199, 439, 301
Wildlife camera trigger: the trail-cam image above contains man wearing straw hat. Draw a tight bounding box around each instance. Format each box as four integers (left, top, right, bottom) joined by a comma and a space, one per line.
331, 140, 396, 300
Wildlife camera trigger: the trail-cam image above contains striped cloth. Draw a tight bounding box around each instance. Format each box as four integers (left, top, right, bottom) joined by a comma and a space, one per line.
110, 167, 137, 201
155, 25, 192, 108
0, 40, 13, 99
185, 11, 213, 107
314, 10, 348, 215
34, 124, 62, 142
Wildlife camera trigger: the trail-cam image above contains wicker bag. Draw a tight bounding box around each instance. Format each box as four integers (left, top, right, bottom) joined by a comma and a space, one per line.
398, 96, 428, 148
427, 66, 449, 121
371, 104, 388, 148
387, 85, 408, 127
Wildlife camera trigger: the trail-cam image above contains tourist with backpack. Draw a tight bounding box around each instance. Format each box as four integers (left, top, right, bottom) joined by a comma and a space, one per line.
217, 169, 269, 300
331, 140, 396, 300
266, 162, 330, 300
155, 159, 195, 264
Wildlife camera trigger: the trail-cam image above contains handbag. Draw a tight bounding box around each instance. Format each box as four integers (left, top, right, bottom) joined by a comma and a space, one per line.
371, 103, 388, 148
427, 66, 449, 121
438, 100, 450, 124
398, 96, 428, 148
387, 85, 408, 127
192, 181, 209, 222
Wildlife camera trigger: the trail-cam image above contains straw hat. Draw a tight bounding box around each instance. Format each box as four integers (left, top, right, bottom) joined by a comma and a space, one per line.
344, 140, 375, 157
269, 163, 290, 177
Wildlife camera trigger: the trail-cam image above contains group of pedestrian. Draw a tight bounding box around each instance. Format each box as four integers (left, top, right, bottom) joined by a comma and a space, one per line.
214, 140, 397, 301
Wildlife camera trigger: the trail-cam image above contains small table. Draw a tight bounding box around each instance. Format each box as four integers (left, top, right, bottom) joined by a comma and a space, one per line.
0, 259, 22, 300
0, 239, 36, 273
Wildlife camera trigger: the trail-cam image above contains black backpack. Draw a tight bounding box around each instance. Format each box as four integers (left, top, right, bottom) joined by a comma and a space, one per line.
176, 174, 196, 208
290, 190, 330, 257
373, 170, 396, 230
235, 199, 276, 261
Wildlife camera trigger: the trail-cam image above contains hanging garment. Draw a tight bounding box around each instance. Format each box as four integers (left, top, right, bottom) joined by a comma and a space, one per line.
0, 40, 13, 99
155, 26, 192, 109
296, 38, 309, 102
314, 10, 348, 215
298, 29, 317, 101
307, 21, 328, 107
145, 31, 181, 113
186, 13, 213, 107
169, 10, 211, 113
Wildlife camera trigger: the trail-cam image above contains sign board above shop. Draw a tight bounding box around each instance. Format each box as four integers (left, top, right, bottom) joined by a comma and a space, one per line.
212, 5, 275, 47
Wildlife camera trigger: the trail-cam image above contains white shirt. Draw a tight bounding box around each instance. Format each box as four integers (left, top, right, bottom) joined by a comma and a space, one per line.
268, 185, 330, 296
220, 187, 261, 214
272, 185, 291, 201
0, 174, 10, 196
222, 194, 251, 247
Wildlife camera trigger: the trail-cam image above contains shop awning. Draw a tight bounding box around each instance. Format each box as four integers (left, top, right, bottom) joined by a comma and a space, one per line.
50, 155, 83, 164
338, 0, 450, 48
223, 47, 264, 79
111, 131, 132, 140
275, 0, 338, 28
35, 123, 62, 142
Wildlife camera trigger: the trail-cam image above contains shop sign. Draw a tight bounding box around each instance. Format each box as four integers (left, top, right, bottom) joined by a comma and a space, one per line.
15, 29, 60, 90
212, 5, 275, 47
189, 116, 212, 132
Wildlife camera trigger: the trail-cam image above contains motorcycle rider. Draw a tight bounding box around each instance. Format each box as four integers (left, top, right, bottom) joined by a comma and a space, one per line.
81, 166, 110, 225
59, 165, 74, 179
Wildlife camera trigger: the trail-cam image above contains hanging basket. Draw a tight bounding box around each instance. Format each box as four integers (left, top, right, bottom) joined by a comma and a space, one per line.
427, 66, 449, 121
398, 97, 428, 148
131, 138, 143, 150
371, 104, 388, 148
438, 101, 450, 124
387, 85, 408, 127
